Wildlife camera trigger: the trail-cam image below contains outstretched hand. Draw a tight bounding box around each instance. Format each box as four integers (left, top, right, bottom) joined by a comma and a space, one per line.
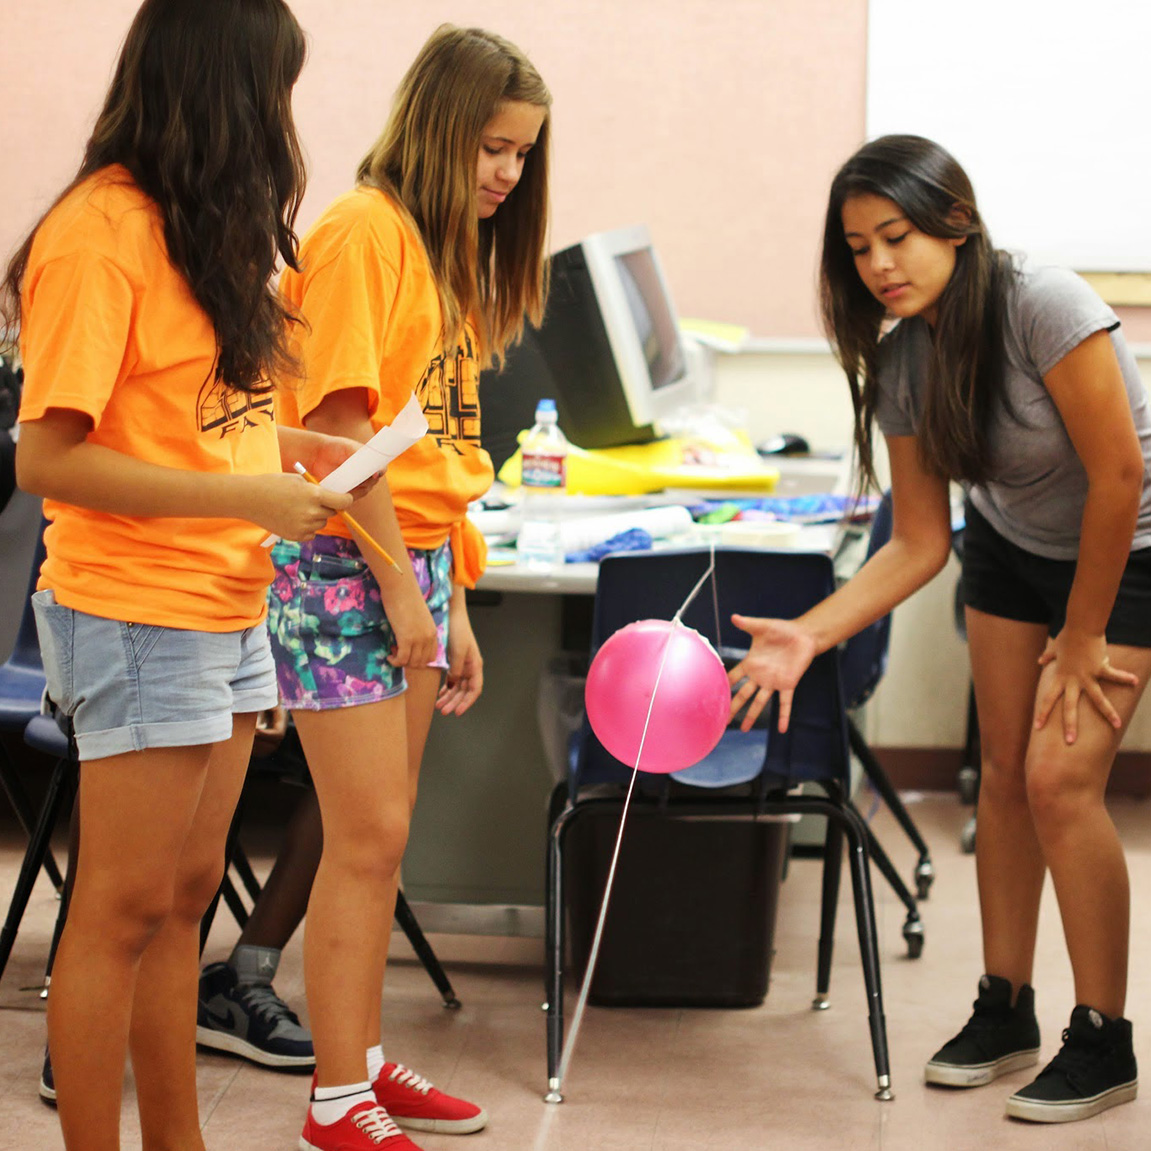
1033, 629, 1138, 744
727, 614, 819, 733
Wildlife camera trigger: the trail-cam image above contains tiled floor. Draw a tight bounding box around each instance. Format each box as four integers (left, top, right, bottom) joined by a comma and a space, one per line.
3, 791, 1151, 1149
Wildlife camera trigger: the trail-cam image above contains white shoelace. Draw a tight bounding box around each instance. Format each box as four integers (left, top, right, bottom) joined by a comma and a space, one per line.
388, 1064, 434, 1095
353, 1105, 403, 1142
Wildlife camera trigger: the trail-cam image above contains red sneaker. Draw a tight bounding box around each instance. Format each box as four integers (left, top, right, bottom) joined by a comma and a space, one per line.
299, 1101, 422, 1150
372, 1062, 488, 1134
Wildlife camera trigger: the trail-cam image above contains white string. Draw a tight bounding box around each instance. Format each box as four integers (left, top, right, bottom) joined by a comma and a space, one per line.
709, 540, 721, 648
556, 551, 718, 1091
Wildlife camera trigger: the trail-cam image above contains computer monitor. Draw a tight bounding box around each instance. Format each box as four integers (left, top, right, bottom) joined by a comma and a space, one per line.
481, 225, 699, 470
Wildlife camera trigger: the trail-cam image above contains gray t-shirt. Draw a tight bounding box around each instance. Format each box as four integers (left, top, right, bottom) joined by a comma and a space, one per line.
875, 263, 1151, 560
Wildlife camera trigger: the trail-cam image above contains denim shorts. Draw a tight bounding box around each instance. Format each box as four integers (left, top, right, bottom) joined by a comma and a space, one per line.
30, 589, 278, 761
267, 535, 453, 711
961, 499, 1151, 647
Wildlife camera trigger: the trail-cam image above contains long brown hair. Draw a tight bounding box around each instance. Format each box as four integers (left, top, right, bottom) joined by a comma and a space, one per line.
357, 25, 551, 365
3, 0, 307, 395
820, 134, 1015, 488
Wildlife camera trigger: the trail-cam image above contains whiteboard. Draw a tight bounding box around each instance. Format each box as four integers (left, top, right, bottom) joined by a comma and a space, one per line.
867, 0, 1151, 272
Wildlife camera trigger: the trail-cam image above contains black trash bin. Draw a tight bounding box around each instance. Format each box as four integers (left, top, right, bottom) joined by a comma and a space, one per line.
566, 809, 789, 1007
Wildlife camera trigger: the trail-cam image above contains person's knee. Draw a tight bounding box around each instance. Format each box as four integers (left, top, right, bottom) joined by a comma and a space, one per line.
979, 747, 1028, 804
1025, 757, 1092, 834
170, 856, 228, 923
70, 879, 175, 956
323, 807, 410, 883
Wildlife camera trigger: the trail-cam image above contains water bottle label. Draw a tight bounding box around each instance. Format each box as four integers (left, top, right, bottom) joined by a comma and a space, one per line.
522, 453, 566, 489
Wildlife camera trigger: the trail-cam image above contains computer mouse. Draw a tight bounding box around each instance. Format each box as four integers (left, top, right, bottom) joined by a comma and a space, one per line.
756, 432, 810, 457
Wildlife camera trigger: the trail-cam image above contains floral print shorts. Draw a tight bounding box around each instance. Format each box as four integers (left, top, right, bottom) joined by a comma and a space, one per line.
267, 535, 452, 710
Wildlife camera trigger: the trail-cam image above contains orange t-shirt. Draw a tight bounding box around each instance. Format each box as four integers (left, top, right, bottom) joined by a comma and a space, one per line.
277, 187, 492, 587
18, 166, 280, 630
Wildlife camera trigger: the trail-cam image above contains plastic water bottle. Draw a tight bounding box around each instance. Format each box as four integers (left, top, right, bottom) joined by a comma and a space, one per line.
517, 399, 568, 569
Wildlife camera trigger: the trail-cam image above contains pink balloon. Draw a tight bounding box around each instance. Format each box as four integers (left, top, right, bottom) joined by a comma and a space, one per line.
585, 619, 730, 773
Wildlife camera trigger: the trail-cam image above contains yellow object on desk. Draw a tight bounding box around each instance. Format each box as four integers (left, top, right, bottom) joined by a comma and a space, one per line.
498, 436, 779, 497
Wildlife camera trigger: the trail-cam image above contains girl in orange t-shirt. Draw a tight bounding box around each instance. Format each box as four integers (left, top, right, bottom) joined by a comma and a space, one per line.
267, 25, 551, 1150
3, 4, 363, 1149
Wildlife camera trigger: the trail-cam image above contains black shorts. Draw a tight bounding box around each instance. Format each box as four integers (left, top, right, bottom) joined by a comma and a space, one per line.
960, 499, 1151, 649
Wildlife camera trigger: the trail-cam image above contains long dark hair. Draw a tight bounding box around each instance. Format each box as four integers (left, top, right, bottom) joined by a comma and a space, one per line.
820, 134, 1015, 487
3, 0, 307, 395
358, 25, 551, 366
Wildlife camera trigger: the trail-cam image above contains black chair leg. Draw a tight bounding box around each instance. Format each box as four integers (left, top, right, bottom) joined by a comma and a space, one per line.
814, 817, 843, 1008
42, 796, 78, 995
835, 804, 893, 1100
200, 801, 247, 954
848, 719, 935, 899
394, 890, 461, 1010
0, 754, 76, 984
0, 742, 65, 892
544, 801, 573, 1103
850, 804, 924, 959
229, 840, 263, 905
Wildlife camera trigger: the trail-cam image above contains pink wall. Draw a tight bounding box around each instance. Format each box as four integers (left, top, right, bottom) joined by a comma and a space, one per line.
3, 1, 1146, 341
0, 0, 866, 338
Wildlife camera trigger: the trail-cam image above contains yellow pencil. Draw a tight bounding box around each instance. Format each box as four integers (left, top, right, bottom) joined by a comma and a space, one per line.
294, 463, 403, 574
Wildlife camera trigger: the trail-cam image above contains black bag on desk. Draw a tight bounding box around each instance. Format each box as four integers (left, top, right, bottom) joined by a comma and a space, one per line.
566, 806, 788, 1008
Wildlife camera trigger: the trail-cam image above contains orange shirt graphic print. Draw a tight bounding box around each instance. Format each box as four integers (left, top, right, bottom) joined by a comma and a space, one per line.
417, 326, 481, 450
198, 374, 275, 437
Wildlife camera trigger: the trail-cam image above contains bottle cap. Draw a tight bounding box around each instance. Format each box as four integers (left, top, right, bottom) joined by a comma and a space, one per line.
535, 398, 557, 418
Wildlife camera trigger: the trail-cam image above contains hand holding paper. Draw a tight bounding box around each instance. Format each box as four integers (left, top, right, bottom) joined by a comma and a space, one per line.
262, 393, 429, 546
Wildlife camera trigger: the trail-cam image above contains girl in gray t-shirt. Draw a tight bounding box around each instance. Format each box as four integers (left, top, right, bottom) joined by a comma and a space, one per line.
730, 134, 1151, 1124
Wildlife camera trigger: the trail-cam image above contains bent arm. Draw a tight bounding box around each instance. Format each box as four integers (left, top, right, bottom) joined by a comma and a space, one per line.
1032, 331, 1144, 739
1047, 331, 1143, 638
302, 388, 438, 667
17, 407, 349, 539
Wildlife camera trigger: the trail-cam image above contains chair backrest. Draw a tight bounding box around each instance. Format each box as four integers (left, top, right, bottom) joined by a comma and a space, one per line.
6, 517, 48, 675
572, 546, 851, 794
838, 490, 893, 709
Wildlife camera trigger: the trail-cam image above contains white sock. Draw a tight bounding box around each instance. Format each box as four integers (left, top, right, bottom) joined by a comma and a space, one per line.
366, 1045, 386, 1082
310, 1081, 375, 1126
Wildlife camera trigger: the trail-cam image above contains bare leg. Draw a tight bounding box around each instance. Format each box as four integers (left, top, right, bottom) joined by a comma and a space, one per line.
130, 715, 257, 1150
367, 667, 441, 1043
237, 786, 323, 950
47, 742, 215, 1151
295, 699, 409, 1088
1024, 642, 1151, 1018
965, 608, 1048, 995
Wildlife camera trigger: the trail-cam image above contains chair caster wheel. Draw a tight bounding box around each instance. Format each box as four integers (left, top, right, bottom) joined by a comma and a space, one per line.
443, 997, 462, 1010
960, 815, 977, 854
914, 860, 934, 901
903, 916, 925, 959
957, 766, 979, 805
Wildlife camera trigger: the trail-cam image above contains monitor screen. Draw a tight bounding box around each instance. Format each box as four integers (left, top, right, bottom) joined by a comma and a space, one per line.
479, 225, 699, 463
614, 249, 686, 392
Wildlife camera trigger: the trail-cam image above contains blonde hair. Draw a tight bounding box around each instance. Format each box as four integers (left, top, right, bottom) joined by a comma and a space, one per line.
357, 25, 551, 366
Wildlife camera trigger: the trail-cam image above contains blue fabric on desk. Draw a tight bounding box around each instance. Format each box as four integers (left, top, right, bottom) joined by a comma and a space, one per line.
565, 528, 653, 564
690, 492, 880, 524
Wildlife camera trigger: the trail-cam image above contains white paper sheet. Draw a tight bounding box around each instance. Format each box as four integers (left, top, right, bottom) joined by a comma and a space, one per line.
316, 393, 428, 493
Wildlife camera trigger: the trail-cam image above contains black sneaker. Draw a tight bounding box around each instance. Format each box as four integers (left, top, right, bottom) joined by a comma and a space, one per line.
925, 974, 1041, 1086
1006, 1005, 1137, 1122
196, 961, 314, 1069
39, 1046, 55, 1105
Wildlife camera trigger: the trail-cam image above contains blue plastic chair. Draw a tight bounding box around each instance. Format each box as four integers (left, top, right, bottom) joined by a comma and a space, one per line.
0, 518, 65, 895
544, 546, 894, 1103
